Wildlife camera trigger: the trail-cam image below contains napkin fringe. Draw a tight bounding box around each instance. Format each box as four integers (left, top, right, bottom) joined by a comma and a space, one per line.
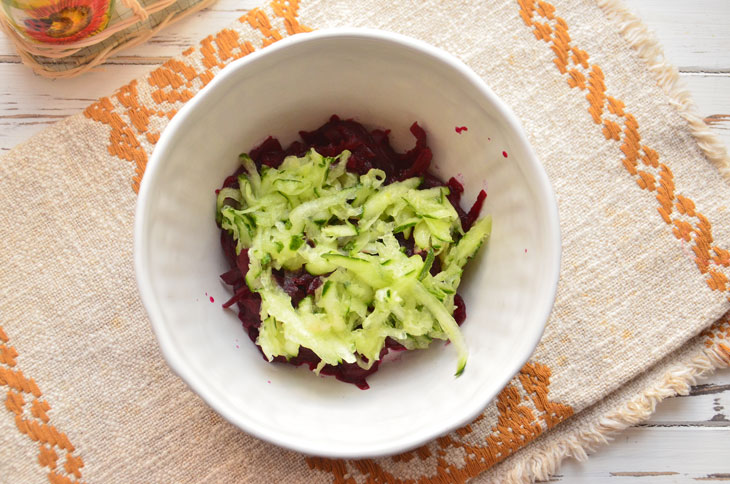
493, 342, 729, 484
594, 0, 730, 183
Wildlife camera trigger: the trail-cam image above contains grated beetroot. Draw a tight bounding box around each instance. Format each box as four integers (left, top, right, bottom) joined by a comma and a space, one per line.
218, 115, 484, 389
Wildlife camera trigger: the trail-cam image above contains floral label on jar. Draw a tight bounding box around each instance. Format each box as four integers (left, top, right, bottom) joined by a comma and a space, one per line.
1, 0, 113, 44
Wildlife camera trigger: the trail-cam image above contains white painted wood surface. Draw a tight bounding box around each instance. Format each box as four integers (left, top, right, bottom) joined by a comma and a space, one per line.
0, 0, 728, 481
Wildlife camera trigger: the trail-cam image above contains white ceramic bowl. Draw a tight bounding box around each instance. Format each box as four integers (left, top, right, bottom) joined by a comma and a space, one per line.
135, 28, 560, 458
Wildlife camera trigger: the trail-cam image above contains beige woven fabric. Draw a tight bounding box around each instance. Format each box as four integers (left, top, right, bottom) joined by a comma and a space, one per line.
1, 1, 729, 483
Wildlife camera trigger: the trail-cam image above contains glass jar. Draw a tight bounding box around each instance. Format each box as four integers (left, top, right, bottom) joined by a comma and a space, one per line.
1, 0, 114, 44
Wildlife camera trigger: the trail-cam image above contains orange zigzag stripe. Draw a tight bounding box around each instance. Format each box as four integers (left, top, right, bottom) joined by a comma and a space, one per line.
1, 325, 85, 484
518, 0, 730, 294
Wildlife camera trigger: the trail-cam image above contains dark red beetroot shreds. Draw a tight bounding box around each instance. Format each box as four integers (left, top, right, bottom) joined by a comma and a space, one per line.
250, 136, 286, 168
464, 190, 488, 232
272, 268, 323, 307
218, 115, 485, 388
246, 115, 434, 184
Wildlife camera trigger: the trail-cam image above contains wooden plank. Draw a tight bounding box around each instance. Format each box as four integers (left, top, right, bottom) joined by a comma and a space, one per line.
554, 427, 730, 482
681, 73, 730, 149
622, 0, 730, 72
0, 64, 152, 151
123, 0, 264, 55
645, 371, 730, 426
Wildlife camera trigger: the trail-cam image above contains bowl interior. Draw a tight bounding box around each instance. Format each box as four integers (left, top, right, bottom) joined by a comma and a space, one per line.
136, 30, 560, 458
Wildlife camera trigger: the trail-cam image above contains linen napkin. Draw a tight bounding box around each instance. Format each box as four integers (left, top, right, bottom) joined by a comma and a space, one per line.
1, 0, 729, 482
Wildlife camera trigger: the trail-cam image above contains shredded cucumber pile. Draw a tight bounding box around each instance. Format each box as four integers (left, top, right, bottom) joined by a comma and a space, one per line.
217, 149, 491, 376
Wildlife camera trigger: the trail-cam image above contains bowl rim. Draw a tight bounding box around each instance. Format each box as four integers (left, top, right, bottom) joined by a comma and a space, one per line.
134, 27, 562, 458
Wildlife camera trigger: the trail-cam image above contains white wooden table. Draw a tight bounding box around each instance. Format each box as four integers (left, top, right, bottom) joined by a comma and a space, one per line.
1, 0, 728, 481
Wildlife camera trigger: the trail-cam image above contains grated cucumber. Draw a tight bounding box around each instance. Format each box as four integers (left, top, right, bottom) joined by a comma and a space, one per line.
218, 148, 491, 377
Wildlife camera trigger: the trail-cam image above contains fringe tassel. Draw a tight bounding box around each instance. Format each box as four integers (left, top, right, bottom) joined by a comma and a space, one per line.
596, 0, 730, 181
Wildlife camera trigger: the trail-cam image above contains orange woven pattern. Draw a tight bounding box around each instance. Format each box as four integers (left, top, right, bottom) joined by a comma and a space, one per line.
307, 361, 572, 483
83, 0, 309, 193
518, 0, 730, 296
3, 0, 727, 482
1, 325, 85, 484
702, 315, 730, 363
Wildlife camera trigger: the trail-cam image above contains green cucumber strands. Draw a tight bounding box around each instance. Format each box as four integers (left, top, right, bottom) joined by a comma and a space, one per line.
217, 149, 492, 377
